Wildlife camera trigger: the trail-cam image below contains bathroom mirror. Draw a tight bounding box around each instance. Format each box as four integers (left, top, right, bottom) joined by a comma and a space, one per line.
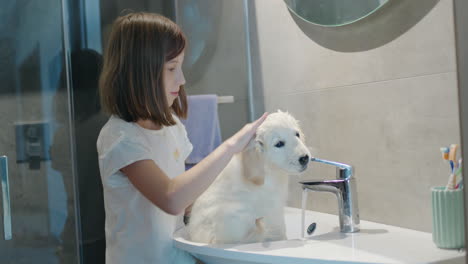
284, 0, 389, 27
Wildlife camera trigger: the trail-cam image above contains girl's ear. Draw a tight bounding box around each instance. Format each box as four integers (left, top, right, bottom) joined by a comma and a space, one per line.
241, 139, 265, 186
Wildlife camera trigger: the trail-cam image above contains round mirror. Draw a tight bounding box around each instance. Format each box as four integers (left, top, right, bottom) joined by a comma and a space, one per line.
284, 0, 389, 27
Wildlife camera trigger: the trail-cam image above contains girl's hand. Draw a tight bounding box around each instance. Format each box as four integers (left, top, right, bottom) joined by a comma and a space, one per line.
224, 112, 268, 154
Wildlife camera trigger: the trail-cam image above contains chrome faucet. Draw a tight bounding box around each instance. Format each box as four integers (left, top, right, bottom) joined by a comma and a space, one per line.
300, 158, 360, 233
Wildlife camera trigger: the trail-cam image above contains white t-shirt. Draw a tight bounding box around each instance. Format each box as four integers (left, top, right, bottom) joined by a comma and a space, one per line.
97, 115, 195, 264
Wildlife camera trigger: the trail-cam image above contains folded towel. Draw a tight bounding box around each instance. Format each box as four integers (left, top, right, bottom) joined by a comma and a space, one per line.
182, 94, 221, 169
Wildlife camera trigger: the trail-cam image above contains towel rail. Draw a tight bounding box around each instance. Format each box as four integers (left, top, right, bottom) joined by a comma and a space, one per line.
217, 96, 234, 104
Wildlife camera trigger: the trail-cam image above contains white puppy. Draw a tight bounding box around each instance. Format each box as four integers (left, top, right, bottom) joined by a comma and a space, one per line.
187, 110, 311, 244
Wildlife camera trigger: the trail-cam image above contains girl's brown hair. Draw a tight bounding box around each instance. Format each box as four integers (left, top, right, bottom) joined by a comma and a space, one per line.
99, 12, 188, 126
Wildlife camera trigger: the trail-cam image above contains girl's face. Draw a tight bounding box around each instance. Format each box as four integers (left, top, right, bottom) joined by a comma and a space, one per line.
163, 51, 186, 107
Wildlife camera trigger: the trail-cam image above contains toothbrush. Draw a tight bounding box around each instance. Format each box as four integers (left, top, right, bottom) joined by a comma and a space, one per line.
440, 147, 449, 161
449, 144, 458, 166
455, 158, 463, 189
446, 144, 459, 190
440, 146, 454, 189
440, 147, 451, 173
446, 173, 457, 190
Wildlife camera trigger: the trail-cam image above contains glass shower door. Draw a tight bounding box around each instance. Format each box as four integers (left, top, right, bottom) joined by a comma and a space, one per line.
0, 1, 80, 263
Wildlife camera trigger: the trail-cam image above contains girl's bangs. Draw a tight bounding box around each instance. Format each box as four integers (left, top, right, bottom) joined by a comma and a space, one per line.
165, 32, 186, 61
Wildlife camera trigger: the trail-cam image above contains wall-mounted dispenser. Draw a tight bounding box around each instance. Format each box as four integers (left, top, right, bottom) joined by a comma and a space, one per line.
15, 121, 51, 170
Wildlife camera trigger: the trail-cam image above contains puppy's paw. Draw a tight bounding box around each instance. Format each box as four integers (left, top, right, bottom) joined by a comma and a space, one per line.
243, 217, 266, 243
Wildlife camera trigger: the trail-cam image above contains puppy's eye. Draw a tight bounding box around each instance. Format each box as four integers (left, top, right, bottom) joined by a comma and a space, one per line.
275, 141, 285, 148
296, 132, 300, 138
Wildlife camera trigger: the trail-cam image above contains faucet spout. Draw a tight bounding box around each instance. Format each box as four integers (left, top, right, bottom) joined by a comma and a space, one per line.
300, 158, 360, 233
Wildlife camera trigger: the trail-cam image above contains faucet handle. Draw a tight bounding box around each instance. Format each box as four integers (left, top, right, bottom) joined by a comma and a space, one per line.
310, 157, 353, 179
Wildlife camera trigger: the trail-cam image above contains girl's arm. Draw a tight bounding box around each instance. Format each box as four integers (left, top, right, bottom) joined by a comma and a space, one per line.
121, 113, 268, 215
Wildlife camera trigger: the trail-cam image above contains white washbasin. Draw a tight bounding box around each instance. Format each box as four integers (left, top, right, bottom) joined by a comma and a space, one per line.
173, 207, 465, 264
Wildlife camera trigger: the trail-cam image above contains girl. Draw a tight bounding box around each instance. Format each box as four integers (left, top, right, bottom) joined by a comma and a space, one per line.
97, 12, 268, 264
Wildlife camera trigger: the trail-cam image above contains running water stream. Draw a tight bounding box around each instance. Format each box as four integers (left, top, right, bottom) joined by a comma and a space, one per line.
301, 188, 308, 239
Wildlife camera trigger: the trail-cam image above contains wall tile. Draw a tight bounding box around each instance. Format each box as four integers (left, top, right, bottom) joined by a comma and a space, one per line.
254, 0, 456, 95
266, 72, 459, 232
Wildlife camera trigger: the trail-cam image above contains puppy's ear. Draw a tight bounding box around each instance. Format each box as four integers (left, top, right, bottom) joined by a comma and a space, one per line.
299, 130, 306, 142
255, 138, 264, 152
241, 139, 265, 186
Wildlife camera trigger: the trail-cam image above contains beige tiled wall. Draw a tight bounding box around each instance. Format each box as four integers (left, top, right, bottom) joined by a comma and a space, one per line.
253, 0, 459, 232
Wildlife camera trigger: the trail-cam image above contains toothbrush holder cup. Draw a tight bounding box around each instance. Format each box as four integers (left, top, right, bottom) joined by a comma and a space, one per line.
431, 186, 465, 249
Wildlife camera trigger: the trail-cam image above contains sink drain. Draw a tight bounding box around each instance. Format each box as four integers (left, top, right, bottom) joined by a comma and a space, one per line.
307, 222, 317, 235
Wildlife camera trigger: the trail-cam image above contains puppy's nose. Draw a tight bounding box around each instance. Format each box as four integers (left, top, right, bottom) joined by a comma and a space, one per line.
299, 155, 309, 166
